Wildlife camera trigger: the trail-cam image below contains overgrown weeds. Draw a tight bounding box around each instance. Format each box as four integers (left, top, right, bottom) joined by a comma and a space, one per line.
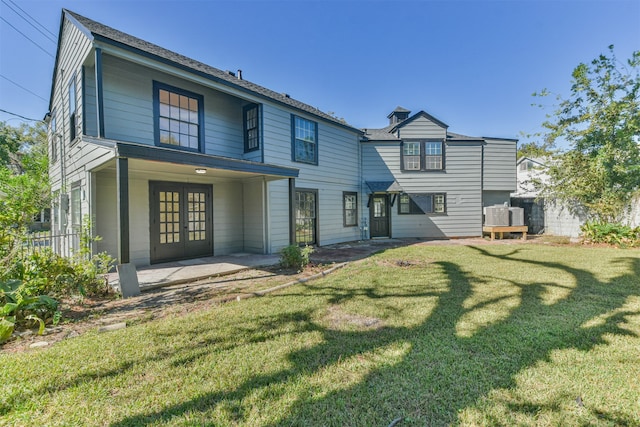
580, 221, 640, 247
0, 217, 115, 343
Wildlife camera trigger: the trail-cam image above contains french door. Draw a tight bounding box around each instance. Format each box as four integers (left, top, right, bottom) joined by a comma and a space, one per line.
149, 181, 212, 264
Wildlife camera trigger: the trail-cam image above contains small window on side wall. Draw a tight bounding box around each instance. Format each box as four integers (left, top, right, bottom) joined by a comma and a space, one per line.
343, 192, 358, 227
50, 110, 58, 163
244, 104, 260, 152
70, 183, 82, 230
68, 77, 77, 142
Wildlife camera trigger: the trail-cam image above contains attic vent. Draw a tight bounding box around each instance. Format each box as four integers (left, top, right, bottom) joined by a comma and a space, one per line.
282, 93, 290, 98
225, 70, 236, 77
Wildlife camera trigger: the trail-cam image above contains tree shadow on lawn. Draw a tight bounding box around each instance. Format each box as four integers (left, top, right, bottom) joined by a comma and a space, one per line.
105, 248, 639, 426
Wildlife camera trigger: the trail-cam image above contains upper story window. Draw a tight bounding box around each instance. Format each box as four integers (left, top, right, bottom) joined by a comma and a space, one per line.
68, 78, 77, 142
398, 193, 446, 214
50, 110, 58, 163
401, 140, 444, 171
244, 104, 260, 152
154, 82, 203, 152
292, 115, 318, 165
402, 142, 421, 170
424, 141, 443, 169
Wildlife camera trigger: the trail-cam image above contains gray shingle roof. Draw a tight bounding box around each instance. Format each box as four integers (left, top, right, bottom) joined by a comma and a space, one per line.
366, 180, 404, 193
63, 10, 358, 132
362, 124, 400, 141
446, 132, 484, 141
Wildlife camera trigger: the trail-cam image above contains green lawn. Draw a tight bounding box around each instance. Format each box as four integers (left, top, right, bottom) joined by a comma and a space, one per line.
2, 243, 639, 426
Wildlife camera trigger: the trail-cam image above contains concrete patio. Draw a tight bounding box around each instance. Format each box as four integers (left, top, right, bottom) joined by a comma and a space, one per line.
108, 252, 281, 291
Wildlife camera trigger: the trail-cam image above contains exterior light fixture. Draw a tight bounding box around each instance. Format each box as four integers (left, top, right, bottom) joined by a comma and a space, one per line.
195, 168, 207, 174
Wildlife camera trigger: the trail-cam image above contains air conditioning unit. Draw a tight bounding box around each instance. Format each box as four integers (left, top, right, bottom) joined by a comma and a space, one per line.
509, 207, 525, 226
484, 205, 509, 226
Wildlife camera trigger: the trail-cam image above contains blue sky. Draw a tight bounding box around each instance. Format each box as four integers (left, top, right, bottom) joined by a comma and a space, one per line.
1, 0, 638, 147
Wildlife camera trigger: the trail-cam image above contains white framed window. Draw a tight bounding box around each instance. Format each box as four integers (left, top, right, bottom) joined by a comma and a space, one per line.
292, 116, 318, 164
154, 82, 203, 151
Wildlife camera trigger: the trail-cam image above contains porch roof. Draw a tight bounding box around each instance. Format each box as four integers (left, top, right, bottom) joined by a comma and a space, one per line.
86, 137, 299, 178
366, 180, 404, 193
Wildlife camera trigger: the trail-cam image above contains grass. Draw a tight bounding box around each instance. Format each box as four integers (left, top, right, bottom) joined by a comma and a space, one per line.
1, 243, 639, 426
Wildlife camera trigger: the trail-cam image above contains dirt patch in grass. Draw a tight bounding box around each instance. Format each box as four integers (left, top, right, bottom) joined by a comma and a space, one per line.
376, 258, 436, 269
323, 305, 384, 330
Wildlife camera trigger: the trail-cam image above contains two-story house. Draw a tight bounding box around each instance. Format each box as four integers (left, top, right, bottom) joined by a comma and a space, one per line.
361, 108, 516, 239
47, 10, 516, 268
48, 10, 362, 267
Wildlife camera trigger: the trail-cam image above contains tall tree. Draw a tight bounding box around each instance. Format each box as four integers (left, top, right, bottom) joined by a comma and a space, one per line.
0, 121, 50, 233
536, 46, 640, 222
517, 140, 554, 160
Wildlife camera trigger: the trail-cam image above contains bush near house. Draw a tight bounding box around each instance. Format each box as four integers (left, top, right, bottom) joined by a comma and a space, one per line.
280, 244, 314, 271
0, 220, 115, 344
581, 221, 640, 247
1, 122, 115, 343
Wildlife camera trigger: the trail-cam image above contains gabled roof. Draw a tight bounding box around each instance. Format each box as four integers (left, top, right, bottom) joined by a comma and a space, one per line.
362, 124, 400, 141
362, 110, 518, 144
391, 110, 449, 132
366, 180, 403, 193
516, 156, 548, 166
50, 10, 360, 133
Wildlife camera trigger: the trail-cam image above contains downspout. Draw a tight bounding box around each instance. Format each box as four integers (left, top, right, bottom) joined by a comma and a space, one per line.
481, 143, 485, 233
359, 134, 367, 240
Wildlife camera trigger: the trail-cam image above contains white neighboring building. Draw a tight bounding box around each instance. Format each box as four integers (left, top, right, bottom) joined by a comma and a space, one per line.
512, 156, 640, 237
511, 156, 585, 237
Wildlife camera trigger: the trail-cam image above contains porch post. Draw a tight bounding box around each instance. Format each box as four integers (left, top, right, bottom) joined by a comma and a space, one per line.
289, 177, 295, 245
116, 157, 130, 264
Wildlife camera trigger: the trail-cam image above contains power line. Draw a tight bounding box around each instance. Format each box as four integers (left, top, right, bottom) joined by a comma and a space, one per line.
0, 74, 48, 102
0, 108, 42, 122
0, 16, 54, 58
4, 0, 56, 38
1, 0, 57, 44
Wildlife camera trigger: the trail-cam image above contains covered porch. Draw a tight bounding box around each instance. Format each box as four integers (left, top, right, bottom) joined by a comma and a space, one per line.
86, 138, 298, 267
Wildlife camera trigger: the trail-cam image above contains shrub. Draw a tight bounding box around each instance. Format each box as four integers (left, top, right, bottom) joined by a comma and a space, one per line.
1, 279, 60, 343
580, 221, 640, 247
3, 248, 114, 298
0, 217, 115, 343
280, 244, 314, 270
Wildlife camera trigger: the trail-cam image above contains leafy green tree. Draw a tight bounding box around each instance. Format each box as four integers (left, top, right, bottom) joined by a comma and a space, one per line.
0, 121, 50, 258
535, 46, 640, 222
517, 140, 554, 160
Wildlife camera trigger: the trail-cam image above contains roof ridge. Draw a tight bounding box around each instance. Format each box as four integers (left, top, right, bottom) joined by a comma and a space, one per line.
63, 10, 358, 131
